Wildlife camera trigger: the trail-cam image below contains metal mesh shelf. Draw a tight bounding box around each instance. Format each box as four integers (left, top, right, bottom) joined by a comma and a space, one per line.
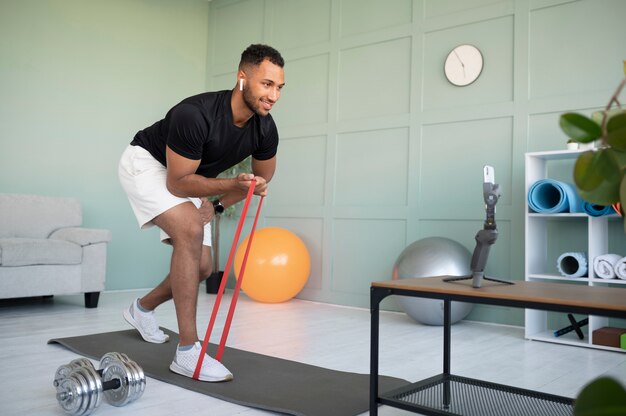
380, 374, 574, 416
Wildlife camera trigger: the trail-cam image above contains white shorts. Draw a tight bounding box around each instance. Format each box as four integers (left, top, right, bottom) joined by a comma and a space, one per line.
118, 144, 212, 246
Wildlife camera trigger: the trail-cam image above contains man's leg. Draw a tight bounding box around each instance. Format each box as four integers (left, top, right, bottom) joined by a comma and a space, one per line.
138, 245, 213, 311
126, 219, 213, 346
135, 243, 212, 339
149, 201, 205, 346
148, 202, 231, 382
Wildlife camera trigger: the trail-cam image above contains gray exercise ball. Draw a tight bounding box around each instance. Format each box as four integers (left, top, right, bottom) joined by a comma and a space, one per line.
392, 237, 474, 325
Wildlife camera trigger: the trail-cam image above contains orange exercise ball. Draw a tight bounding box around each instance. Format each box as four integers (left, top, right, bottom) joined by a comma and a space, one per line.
234, 227, 311, 303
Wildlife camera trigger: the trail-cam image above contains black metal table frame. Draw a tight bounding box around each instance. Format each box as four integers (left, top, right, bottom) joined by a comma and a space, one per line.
369, 285, 626, 415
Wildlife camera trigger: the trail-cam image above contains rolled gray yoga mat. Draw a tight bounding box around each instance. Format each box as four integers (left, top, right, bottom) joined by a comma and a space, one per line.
49, 328, 409, 416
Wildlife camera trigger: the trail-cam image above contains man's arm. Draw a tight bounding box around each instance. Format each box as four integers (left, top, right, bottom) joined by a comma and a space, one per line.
165, 145, 254, 198
251, 156, 276, 184
216, 156, 277, 208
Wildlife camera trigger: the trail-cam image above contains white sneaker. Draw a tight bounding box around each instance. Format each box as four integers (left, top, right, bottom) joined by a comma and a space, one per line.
123, 298, 169, 343
170, 342, 233, 382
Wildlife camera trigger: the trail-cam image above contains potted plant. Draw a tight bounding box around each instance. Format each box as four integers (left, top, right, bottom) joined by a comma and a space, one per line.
205, 156, 252, 293
573, 376, 626, 416
560, 63, 626, 415
559, 61, 626, 231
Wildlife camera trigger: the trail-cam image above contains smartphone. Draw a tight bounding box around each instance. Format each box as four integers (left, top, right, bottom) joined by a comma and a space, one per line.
483, 165, 495, 184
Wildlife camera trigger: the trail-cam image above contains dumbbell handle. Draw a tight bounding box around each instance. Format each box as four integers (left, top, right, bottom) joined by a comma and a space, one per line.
56, 376, 122, 401
94, 369, 123, 391
91, 368, 124, 391
103, 379, 122, 390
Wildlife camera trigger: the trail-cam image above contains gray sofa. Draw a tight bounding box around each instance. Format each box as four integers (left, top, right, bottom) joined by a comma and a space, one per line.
0, 194, 112, 307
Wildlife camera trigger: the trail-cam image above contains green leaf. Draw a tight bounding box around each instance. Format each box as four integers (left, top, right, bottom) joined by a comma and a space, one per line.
574, 150, 621, 205
578, 177, 620, 206
574, 151, 605, 191
596, 149, 622, 183
606, 112, 626, 151
560, 113, 602, 143
606, 147, 626, 174
574, 377, 626, 416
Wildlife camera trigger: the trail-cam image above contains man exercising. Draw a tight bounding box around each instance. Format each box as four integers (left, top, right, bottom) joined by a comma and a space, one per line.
118, 44, 285, 382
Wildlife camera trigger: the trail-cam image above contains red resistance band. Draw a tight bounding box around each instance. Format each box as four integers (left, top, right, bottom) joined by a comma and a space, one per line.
193, 179, 263, 379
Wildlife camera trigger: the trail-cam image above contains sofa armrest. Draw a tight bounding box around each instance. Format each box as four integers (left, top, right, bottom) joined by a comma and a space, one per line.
49, 227, 112, 246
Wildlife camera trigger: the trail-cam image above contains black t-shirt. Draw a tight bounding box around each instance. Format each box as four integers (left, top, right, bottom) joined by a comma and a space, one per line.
131, 90, 278, 178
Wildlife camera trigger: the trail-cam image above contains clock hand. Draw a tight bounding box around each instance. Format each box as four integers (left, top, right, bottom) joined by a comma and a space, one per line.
453, 50, 466, 78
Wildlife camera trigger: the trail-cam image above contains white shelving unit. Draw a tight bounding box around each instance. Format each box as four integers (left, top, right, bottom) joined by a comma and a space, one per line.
524, 149, 626, 352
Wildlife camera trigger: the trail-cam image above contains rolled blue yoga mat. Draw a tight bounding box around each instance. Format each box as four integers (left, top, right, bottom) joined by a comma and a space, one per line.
528, 179, 583, 213
582, 202, 614, 217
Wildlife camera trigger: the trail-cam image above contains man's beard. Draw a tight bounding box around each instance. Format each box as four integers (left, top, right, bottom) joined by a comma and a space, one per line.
242, 87, 266, 116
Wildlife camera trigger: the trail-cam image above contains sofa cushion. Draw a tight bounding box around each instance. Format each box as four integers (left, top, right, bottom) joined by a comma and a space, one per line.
50, 227, 112, 246
0, 238, 82, 266
0, 194, 82, 239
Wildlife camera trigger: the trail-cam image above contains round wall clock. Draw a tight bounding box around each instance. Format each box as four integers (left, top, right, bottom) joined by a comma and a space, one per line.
444, 44, 483, 86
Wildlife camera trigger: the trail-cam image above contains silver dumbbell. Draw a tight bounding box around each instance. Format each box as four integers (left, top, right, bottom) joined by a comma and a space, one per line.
54, 353, 146, 415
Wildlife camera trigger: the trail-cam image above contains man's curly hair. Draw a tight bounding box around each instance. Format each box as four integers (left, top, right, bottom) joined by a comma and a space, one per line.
239, 44, 284, 69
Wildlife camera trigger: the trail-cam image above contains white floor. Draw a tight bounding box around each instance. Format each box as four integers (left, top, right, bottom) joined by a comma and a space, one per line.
1, 289, 625, 416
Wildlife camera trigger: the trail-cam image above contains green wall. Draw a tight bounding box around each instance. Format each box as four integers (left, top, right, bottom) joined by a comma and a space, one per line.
207, 0, 626, 324
0, 0, 210, 290
1, 0, 625, 326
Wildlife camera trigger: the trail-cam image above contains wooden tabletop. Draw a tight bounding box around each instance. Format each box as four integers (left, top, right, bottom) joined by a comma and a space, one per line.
372, 276, 626, 314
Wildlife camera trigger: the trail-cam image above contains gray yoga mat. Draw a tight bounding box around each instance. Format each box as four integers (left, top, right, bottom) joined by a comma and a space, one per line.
49, 328, 409, 416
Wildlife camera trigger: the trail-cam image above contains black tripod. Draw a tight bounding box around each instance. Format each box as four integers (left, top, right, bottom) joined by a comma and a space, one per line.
444, 169, 514, 288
